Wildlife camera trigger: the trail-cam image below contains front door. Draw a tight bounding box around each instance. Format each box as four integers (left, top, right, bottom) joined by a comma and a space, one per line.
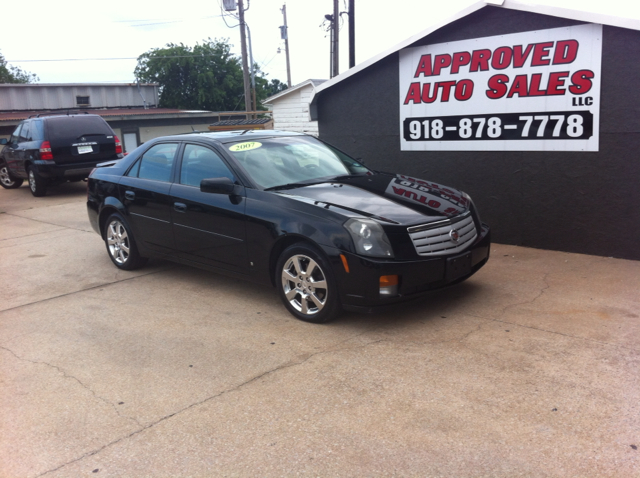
170, 143, 248, 273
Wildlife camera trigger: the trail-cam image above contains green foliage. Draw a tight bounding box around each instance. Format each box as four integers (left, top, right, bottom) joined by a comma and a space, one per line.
0, 51, 38, 84
135, 38, 287, 111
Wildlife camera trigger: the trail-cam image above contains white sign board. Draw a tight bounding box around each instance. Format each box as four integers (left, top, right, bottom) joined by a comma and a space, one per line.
399, 24, 602, 151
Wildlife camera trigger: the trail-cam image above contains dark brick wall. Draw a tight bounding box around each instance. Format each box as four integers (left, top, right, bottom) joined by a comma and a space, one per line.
317, 7, 640, 260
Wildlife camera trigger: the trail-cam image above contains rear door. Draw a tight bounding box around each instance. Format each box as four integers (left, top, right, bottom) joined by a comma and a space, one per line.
3, 123, 23, 175
170, 143, 248, 273
118, 142, 179, 255
46, 115, 117, 164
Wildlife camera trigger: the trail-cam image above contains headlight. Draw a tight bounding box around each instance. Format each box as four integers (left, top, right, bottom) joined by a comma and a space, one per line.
344, 218, 394, 258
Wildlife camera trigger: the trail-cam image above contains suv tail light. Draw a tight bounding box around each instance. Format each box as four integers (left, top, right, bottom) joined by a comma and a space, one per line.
39, 141, 53, 160
114, 135, 123, 154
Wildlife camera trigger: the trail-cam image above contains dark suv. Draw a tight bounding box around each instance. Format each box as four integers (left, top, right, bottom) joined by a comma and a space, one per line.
0, 113, 123, 196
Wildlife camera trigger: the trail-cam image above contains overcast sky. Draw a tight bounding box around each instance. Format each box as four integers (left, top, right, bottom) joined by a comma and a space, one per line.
1, 0, 639, 87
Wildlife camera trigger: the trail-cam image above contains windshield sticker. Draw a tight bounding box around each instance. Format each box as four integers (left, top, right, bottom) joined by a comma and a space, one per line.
229, 142, 262, 152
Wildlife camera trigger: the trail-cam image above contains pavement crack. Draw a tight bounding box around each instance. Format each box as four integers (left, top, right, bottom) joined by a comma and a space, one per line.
0, 345, 141, 428
500, 272, 550, 317
35, 334, 388, 477
0, 268, 171, 315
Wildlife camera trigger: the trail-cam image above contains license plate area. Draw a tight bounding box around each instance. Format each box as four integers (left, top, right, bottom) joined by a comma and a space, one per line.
445, 251, 472, 282
77, 145, 93, 154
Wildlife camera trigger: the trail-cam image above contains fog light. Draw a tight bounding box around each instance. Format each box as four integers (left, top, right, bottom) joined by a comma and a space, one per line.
379, 275, 399, 297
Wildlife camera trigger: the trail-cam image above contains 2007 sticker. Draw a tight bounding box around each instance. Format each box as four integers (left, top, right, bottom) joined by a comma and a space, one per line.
229, 142, 262, 152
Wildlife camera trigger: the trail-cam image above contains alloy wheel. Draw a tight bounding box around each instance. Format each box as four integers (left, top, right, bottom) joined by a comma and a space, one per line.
280, 254, 328, 316
106, 219, 131, 265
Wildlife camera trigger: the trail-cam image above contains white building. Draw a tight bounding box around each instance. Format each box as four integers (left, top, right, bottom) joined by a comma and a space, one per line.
263, 79, 326, 135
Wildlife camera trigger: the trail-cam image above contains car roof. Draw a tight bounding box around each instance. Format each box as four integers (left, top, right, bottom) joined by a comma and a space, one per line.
160, 129, 307, 145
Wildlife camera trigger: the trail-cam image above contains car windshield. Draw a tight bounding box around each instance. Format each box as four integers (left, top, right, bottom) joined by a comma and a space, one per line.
226, 135, 369, 190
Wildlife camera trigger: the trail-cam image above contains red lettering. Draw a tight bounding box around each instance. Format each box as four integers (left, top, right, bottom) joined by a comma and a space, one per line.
392, 187, 407, 196
403, 82, 421, 104
451, 51, 471, 74
486, 74, 509, 99
553, 40, 579, 64
531, 42, 554, 66
491, 46, 513, 70
512, 44, 533, 68
454, 80, 474, 101
427, 200, 442, 208
414, 54, 433, 77
439, 81, 457, 102
470, 49, 491, 72
421, 83, 439, 103
507, 75, 529, 98
546, 71, 569, 95
433, 54, 452, 76
528, 73, 546, 96
569, 70, 594, 94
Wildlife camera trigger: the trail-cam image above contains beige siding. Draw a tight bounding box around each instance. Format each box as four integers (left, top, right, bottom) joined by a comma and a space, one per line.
269, 84, 319, 135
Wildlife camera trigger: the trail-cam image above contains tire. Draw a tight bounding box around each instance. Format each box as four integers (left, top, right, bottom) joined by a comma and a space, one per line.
0, 163, 23, 189
104, 213, 147, 270
28, 167, 47, 197
275, 243, 341, 323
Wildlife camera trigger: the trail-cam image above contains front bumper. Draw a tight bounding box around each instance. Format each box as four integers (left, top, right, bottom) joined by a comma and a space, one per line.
334, 224, 491, 313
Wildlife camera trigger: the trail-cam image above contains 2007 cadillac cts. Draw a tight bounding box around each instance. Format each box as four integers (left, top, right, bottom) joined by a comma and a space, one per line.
87, 130, 490, 323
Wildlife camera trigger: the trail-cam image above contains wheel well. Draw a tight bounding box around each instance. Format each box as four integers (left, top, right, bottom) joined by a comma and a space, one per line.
98, 207, 120, 239
268, 235, 310, 287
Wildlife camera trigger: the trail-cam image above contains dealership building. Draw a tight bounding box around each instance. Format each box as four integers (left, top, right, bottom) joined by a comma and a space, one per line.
311, 0, 640, 260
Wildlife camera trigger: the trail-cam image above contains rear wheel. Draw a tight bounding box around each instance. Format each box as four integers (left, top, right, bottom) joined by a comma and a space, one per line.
28, 167, 47, 197
0, 164, 23, 189
104, 213, 147, 270
276, 243, 341, 323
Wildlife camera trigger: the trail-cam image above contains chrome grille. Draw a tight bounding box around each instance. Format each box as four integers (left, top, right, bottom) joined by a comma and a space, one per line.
408, 212, 477, 256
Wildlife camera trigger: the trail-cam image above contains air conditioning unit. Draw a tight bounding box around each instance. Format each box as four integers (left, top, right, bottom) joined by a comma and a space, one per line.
223, 0, 237, 11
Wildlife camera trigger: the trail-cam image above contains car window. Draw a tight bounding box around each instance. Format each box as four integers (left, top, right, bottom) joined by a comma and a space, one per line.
127, 143, 178, 182
46, 115, 114, 142
227, 136, 369, 190
10, 123, 23, 144
18, 122, 30, 143
180, 144, 235, 187
30, 120, 44, 141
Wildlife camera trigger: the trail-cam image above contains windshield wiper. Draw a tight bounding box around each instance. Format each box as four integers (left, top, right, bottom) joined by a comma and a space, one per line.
264, 180, 322, 191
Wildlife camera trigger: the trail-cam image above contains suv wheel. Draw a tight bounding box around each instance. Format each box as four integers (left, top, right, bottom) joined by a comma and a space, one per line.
28, 167, 47, 197
0, 163, 23, 189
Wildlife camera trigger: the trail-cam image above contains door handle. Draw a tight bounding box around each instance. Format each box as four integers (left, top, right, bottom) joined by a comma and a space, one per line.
174, 202, 187, 213
124, 191, 135, 201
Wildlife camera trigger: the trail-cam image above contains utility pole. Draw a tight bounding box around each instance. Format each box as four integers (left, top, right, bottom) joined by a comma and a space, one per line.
332, 0, 339, 78
280, 4, 292, 87
238, 0, 253, 117
348, 0, 355, 68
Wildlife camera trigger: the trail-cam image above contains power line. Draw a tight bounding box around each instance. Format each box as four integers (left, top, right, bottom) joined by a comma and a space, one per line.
8, 55, 227, 63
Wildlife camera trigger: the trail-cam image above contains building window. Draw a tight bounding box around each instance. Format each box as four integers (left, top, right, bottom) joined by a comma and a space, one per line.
76, 96, 91, 107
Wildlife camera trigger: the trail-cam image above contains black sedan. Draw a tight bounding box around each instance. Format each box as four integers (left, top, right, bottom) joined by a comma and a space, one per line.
87, 130, 490, 323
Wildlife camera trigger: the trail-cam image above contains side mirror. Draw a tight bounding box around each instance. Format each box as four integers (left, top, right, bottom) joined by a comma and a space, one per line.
200, 177, 236, 195
0, 138, 7, 145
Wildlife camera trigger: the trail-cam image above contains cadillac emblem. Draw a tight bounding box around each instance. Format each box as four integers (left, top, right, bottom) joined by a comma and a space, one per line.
449, 229, 460, 243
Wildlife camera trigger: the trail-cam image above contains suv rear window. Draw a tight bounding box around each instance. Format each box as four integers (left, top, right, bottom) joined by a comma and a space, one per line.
46, 116, 113, 142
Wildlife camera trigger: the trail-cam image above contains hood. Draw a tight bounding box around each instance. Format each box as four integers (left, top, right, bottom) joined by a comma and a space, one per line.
277, 172, 470, 226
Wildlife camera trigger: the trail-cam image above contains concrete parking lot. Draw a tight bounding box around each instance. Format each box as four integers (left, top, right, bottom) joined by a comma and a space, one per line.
1, 181, 638, 478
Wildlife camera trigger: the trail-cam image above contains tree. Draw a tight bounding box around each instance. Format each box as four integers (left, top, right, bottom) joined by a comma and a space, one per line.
0, 51, 38, 83
135, 38, 286, 112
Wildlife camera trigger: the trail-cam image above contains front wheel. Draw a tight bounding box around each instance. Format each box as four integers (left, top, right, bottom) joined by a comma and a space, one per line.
28, 167, 47, 197
0, 164, 24, 189
104, 213, 147, 270
275, 243, 341, 323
